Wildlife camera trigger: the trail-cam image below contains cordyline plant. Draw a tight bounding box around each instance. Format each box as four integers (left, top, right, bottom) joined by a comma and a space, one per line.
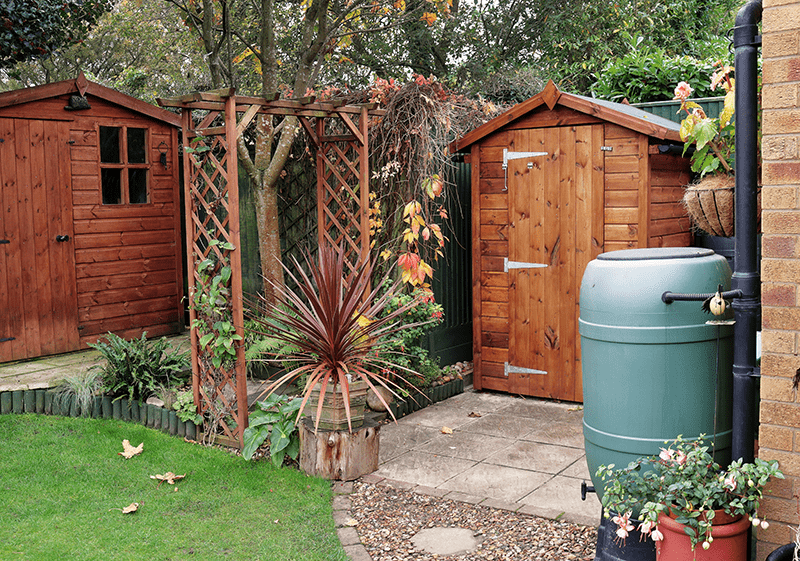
246, 244, 426, 433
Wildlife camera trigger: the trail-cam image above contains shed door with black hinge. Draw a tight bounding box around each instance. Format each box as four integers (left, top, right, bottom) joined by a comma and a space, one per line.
0, 118, 79, 362
506, 124, 604, 401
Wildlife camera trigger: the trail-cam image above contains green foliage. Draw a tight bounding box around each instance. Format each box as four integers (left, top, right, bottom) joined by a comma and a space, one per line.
374, 284, 444, 389
172, 390, 203, 424
598, 435, 783, 551
88, 332, 190, 402
0, 0, 111, 68
592, 40, 717, 103
190, 239, 243, 370
242, 394, 303, 466
52, 370, 104, 417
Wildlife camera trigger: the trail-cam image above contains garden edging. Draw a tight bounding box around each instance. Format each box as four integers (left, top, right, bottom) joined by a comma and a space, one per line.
0, 387, 201, 440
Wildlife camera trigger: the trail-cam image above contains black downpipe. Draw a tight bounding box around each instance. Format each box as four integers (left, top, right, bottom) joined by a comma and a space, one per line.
732, 0, 762, 467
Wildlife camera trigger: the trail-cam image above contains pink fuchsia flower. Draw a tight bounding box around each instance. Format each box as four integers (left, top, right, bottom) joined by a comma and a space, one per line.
673, 81, 694, 102
675, 450, 687, 465
612, 511, 635, 539
638, 519, 656, 535
650, 527, 664, 542
723, 473, 737, 491
659, 448, 674, 462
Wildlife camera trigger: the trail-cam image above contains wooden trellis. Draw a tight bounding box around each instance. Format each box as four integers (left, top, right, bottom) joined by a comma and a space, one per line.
158, 90, 384, 448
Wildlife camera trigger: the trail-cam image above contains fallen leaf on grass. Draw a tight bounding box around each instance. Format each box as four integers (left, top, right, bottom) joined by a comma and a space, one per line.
118, 440, 143, 459
440, 426, 453, 435
109, 502, 140, 514
151, 472, 186, 485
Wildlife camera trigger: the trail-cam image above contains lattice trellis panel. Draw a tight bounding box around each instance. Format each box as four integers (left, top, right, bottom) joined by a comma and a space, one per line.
180, 96, 248, 449
312, 108, 370, 275
159, 91, 383, 449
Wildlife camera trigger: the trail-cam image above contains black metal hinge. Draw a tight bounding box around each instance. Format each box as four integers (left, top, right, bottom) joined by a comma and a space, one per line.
0, 337, 15, 343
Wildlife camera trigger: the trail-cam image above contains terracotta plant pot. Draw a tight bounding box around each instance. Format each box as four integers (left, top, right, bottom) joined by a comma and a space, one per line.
656, 511, 749, 561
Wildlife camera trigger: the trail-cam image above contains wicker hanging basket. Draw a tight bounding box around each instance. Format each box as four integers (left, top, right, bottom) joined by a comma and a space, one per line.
682, 174, 761, 238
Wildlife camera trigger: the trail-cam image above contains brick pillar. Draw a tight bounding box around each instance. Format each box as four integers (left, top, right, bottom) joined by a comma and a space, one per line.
759, 1, 800, 558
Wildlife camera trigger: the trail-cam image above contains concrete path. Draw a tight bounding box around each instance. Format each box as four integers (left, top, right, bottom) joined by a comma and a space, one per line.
372, 388, 602, 528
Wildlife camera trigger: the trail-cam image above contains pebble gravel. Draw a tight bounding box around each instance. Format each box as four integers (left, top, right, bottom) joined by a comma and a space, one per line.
349, 481, 597, 561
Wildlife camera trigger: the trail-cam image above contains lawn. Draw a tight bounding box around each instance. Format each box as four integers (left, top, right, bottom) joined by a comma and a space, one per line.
0, 414, 348, 561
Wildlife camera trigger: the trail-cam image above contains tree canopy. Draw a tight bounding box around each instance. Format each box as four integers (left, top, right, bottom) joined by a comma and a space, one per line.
0, 0, 111, 68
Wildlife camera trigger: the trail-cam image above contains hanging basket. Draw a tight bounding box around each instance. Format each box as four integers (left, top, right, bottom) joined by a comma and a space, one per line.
682, 174, 761, 238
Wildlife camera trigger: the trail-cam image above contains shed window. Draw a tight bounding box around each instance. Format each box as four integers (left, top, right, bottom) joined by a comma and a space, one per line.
99, 125, 150, 205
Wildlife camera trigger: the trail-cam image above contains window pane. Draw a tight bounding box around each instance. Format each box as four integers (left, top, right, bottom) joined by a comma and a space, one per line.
129, 169, 148, 204
99, 126, 120, 163
101, 169, 122, 204
127, 128, 147, 164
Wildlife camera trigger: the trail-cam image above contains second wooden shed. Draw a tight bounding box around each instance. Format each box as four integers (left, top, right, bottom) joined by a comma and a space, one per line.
0, 74, 183, 363
450, 81, 693, 402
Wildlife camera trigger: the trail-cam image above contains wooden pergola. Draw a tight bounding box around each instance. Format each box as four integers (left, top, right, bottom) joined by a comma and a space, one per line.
158, 89, 385, 447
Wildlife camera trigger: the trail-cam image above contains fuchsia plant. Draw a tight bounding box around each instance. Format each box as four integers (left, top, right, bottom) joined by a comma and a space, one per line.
598, 436, 783, 552
674, 62, 736, 178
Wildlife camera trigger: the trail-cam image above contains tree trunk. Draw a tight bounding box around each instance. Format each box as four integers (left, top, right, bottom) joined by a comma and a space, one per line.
253, 179, 283, 303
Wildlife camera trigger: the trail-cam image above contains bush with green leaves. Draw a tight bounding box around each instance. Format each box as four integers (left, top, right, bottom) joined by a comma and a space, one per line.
172, 390, 203, 424
88, 332, 190, 402
242, 393, 302, 466
374, 285, 444, 389
591, 39, 717, 103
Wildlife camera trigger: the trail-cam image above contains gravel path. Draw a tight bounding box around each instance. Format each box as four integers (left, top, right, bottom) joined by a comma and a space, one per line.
349, 481, 597, 561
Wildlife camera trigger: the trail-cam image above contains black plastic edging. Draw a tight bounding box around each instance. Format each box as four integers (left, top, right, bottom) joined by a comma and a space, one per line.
0, 388, 200, 441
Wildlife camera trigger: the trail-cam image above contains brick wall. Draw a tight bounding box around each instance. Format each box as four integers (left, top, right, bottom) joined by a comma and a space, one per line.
759, 0, 800, 558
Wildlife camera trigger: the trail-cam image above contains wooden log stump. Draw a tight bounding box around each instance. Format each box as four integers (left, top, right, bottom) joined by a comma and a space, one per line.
299, 416, 380, 481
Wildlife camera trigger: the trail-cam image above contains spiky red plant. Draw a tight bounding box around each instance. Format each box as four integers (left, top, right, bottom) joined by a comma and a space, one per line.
248, 244, 423, 432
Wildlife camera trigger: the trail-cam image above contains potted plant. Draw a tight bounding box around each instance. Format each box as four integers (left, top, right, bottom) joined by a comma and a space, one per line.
598, 436, 783, 560
246, 243, 426, 434
675, 63, 746, 238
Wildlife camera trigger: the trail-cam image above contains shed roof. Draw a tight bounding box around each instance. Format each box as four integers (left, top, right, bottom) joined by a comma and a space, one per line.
450, 80, 682, 154
0, 72, 181, 127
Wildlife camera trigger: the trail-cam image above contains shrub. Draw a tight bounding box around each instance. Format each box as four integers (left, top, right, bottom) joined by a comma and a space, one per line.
592, 43, 717, 103
89, 332, 190, 402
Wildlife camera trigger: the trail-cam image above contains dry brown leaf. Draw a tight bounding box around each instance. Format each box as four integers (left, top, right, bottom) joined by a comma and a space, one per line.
118, 440, 143, 459
441, 426, 453, 435
467, 412, 481, 418
121, 502, 139, 514
344, 518, 358, 527
150, 472, 186, 485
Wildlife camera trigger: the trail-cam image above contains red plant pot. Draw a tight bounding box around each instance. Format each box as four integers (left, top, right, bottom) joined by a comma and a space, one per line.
656, 511, 750, 561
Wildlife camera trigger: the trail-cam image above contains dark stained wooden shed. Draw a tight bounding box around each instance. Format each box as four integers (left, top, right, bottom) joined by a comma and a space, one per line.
0, 73, 183, 362
450, 80, 693, 402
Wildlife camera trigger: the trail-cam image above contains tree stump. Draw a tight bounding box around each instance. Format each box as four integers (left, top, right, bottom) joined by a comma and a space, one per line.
299, 416, 380, 481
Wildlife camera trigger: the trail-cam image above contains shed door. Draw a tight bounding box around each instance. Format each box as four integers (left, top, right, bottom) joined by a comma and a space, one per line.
506, 125, 603, 401
0, 118, 79, 362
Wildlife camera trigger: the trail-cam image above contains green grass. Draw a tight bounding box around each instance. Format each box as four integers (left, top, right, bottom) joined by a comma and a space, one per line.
0, 414, 348, 561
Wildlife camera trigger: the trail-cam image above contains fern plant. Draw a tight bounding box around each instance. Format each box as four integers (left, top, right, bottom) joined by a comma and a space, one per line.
89, 332, 190, 402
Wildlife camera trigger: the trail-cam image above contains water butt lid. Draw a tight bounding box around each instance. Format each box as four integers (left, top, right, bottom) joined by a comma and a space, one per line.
597, 247, 715, 261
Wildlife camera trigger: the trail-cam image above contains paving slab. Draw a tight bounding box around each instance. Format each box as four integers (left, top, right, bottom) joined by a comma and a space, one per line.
484, 440, 585, 474
522, 418, 586, 448
518, 474, 601, 527
374, 450, 477, 488
378, 423, 440, 462
396, 403, 479, 430
415, 431, 513, 462
437, 462, 552, 503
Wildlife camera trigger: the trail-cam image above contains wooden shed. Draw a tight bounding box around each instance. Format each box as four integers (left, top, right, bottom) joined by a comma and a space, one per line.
450, 80, 692, 402
0, 73, 183, 363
